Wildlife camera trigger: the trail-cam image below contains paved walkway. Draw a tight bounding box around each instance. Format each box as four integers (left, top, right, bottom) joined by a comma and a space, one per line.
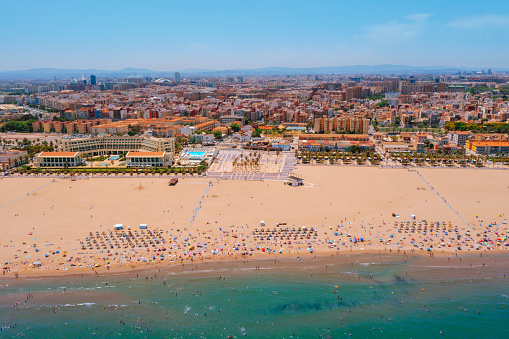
412, 169, 472, 230
0, 179, 57, 210
186, 180, 213, 229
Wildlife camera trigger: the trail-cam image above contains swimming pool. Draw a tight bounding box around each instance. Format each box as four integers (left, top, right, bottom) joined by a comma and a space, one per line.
110, 155, 120, 160
185, 151, 206, 159
100, 163, 109, 166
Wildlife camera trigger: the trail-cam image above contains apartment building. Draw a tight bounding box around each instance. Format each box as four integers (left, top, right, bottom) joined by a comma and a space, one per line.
194, 120, 220, 132
448, 131, 473, 146
90, 121, 130, 134
345, 86, 363, 100
298, 134, 374, 151
314, 117, 370, 134
466, 140, 509, 154
219, 115, 244, 126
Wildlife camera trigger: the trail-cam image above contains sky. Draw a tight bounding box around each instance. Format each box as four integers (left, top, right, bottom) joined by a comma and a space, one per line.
1, 0, 509, 71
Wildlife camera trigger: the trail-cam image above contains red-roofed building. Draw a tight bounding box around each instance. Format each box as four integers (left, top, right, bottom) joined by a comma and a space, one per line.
35, 152, 82, 167
466, 140, 509, 154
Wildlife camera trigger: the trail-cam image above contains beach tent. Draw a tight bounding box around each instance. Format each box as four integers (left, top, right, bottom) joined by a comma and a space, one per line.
260, 221, 265, 226
139, 224, 148, 229
114, 224, 124, 230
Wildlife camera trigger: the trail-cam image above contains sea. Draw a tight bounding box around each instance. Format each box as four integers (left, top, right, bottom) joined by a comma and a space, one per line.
1, 253, 508, 338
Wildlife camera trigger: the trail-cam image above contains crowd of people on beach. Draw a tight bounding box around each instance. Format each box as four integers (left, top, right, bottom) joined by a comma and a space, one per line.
3, 209, 508, 277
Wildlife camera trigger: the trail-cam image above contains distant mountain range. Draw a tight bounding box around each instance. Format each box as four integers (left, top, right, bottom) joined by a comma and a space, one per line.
0, 65, 506, 79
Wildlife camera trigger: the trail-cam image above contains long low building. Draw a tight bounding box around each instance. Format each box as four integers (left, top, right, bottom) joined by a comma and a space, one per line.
299, 139, 374, 151
466, 140, 509, 154
299, 134, 370, 142
0, 150, 28, 168
58, 135, 175, 157
126, 151, 173, 167
219, 115, 244, 126
298, 134, 374, 152
380, 142, 410, 153
35, 152, 83, 167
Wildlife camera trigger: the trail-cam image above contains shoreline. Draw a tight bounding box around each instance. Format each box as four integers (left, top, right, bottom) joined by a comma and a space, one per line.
3, 249, 507, 280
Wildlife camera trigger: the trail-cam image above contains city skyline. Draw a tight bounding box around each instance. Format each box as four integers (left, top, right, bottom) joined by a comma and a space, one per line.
1, 0, 509, 71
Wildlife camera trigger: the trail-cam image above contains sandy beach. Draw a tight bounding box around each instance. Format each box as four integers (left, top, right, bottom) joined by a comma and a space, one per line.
1, 166, 508, 277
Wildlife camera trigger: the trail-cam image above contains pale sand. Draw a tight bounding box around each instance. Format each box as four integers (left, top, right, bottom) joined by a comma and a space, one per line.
0, 178, 54, 207
417, 168, 509, 225
1, 166, 508, 277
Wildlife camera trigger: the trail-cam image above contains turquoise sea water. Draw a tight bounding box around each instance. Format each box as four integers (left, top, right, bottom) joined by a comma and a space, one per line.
1, 254, 508, 338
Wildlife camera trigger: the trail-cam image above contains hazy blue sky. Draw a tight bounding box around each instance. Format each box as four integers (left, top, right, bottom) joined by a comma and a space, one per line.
1, 0, 508, 70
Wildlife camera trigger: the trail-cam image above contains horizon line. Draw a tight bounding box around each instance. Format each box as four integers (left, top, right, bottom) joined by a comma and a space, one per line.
1, 64, 508, 73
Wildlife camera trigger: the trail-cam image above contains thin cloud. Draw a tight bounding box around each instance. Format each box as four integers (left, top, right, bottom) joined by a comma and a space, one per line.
365, 21, 417, 41
365, 15, 430, 42
448, 15, 509, 29
406, 13, 432, 21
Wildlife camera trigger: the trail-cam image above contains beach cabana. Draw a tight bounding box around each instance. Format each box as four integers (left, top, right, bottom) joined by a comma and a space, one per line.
114, 224, 124, 230
139, 224, 148, 229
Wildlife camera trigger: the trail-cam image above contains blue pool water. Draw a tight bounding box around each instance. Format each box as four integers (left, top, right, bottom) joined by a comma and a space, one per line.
100, 163, 109, 166
109, 156, 120, 160
186, 151, 206, 158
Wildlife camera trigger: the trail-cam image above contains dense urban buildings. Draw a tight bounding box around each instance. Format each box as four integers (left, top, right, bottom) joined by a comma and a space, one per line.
1, 70, 509, 170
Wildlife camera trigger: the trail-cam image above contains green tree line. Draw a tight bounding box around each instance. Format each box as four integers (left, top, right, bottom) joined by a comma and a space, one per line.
0, 120, 34, 132
445, 121, 509, 133
0, 114, 37, 133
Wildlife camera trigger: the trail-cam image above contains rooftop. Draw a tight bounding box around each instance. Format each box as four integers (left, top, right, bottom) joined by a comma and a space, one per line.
38, 152, 79, 157
126, 151, 166, 157
469, 141, 509, 146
